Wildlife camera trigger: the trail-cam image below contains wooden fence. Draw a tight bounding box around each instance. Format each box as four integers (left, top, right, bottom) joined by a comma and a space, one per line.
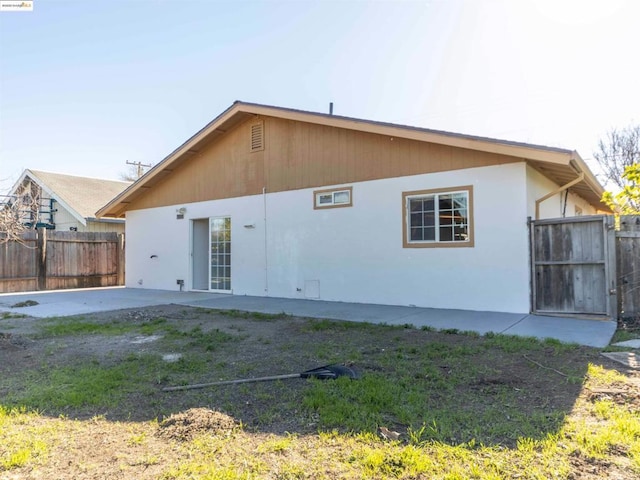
530, 214, 640, 320
0, 229, 124, 293
617, 215, 640, 319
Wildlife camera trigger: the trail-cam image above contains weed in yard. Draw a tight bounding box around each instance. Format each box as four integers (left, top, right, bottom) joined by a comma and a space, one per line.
37, 316, 135, 337
564, 402, 640, 467
484, 332, 577, 353
10, 300, 38, 308
5, 361, 133, 410
186, 327, 236, 351
2, 350, 212, 415
587, 363, 628, 385
215, 309, 288, 321
139, 317, 168, 334
258, 435, 296, 453
303, 318, 380, 332
0, 407, 49, 471
440, 328, 460, 335
128, 432, 148, 446
611, 329, 640, 344
0, 312, 26, 320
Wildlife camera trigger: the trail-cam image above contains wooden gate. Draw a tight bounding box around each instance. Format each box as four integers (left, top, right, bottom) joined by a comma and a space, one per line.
530, 215, 617, 318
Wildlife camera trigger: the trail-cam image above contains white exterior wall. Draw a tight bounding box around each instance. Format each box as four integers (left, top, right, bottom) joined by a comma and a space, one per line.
52, 205, 83, 231
526, 165, 597, 219
125, 163, 532, 313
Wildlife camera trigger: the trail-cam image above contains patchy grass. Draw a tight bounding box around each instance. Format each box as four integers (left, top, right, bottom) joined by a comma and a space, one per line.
37, 315, 170, 337
211, 309, 288, 321
1, 306, 639, 479
611, 329, 640, 344
0, 312, 27, 320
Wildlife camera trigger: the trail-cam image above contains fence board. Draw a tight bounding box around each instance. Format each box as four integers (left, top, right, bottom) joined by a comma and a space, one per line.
617, 216, 640, 318
0, 230, 124, 293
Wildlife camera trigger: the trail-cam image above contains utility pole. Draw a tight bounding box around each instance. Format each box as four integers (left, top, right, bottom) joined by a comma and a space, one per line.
126, 160, 152, 179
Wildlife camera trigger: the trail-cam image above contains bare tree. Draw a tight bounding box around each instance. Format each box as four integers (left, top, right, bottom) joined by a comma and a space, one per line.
593, 124, 640, 190
0, 193, 41, 244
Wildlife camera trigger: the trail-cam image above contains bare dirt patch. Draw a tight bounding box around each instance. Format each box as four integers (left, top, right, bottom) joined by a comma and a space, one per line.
158, 407, 237, 441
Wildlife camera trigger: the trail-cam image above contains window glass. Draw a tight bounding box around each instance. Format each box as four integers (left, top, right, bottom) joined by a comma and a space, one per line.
318, 194, 332, 205
210, 216, 231, 291
404, 188, 471, 246
333, 190, 350, 204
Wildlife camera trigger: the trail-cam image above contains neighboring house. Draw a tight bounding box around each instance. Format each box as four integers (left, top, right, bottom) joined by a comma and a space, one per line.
8, 169, 130, 233
97, 101, 609, 314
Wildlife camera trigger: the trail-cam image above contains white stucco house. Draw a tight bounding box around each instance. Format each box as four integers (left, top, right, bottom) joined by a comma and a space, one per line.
97, 102, 609, 314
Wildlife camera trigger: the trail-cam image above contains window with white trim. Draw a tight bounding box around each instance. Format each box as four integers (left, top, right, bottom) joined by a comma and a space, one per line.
314, 187, 352, 209
403, 186, 473, 248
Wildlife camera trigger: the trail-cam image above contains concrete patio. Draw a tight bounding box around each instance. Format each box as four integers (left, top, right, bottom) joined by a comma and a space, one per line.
0, 287, 617, 348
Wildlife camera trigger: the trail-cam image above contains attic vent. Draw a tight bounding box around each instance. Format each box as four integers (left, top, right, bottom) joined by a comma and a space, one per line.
250, 121, 264, 152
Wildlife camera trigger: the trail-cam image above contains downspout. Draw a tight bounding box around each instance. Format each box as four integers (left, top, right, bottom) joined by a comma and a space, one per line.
263, 187, 268, 294
535, 173, 584, 220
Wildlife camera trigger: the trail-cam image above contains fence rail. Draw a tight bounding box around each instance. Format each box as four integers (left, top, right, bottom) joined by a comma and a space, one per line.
0, 229, 124, 293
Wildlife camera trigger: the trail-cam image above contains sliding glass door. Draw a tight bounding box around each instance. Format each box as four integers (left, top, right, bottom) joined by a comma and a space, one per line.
210, 217, 231, 292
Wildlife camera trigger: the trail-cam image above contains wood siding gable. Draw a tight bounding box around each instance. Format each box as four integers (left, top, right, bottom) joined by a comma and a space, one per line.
126, 115, 520, 211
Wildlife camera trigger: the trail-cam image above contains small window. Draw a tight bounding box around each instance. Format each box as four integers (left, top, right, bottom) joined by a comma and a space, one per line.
314, 186, 353, 209
575, 206, 583, 216
402, 186, 474, 248
250, 121, 264, 152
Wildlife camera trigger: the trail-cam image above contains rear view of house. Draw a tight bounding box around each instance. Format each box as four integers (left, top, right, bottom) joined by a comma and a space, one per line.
98, 102, 608, 314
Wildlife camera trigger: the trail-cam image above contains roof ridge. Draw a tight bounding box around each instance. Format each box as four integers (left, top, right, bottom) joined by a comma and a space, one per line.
232, 101, 574, 155
29, 169, 132, 184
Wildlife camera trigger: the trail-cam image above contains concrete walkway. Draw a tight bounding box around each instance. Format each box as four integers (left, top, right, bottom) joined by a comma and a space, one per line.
0, 287, 617, 348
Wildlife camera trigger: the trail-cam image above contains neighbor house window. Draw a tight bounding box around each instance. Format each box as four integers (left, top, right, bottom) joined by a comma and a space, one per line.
402, 186, 474, 248
314, 186, 353, 209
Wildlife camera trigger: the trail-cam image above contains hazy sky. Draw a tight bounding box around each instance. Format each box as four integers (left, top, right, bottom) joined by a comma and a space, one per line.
1, 0, 638, 192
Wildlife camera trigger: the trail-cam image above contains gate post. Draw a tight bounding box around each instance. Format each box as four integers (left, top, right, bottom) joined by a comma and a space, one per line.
116, 233, 125, 285
36, 227, 47, 291
604, 215, 618, 319
528, 216, 536, 314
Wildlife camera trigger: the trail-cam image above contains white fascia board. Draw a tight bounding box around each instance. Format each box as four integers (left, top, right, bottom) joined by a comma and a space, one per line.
569, 151, 607, 196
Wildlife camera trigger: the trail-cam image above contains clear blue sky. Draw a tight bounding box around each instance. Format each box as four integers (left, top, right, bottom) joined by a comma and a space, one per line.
1, 0, 638, 192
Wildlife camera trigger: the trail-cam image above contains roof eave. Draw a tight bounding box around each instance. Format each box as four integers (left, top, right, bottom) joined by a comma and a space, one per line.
97, 102, 252, 218
96, 101, 607, 217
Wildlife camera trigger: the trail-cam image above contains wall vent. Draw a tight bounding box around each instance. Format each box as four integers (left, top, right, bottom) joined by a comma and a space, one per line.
250, 121, 264, 152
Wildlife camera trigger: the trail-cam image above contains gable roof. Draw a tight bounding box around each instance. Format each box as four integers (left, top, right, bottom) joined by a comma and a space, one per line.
12, 170, 131, 225
97, 101, 608, 218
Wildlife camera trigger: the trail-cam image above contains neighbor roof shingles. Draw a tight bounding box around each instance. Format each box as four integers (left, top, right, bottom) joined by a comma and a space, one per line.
28, 170, 131, 219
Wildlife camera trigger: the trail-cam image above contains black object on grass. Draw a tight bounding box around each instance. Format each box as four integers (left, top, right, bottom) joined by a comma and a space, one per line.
162, 364, 359, 392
